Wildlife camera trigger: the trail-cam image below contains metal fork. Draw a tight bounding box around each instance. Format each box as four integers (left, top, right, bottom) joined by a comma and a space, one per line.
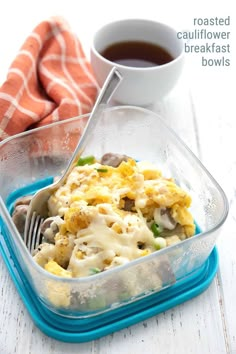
24, 67, 122, 254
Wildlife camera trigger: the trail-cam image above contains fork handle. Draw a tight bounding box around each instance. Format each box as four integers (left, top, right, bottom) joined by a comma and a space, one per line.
76, 67, 122, 152
62, 67, 122, 179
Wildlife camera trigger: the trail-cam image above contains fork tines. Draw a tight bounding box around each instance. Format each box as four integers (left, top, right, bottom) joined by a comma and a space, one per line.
25, 212, 44, 254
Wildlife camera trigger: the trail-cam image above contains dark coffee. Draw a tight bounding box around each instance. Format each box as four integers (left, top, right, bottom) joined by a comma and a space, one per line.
101, 40, 174, 68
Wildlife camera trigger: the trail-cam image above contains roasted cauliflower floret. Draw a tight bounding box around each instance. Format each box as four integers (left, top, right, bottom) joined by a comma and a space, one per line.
64, 205, 95, 234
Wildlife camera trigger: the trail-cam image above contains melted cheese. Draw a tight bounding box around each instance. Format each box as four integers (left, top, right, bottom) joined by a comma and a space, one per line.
34, 157, 195, 278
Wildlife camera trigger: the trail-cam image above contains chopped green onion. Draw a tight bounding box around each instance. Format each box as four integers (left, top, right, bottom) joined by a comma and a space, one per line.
77, 155, 95, 166
95, 168, 108, 173
90, 267, 101, 274
87, 296, 106, 309
119, 292, 130, 301
151, 222, 163, 237
154, 237, 167, 250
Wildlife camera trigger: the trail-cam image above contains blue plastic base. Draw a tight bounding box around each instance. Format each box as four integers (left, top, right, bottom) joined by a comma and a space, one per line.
0, 231, 218, 343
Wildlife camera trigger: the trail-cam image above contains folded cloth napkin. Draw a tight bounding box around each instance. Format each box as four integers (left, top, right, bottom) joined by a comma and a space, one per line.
0, 17, 99, 141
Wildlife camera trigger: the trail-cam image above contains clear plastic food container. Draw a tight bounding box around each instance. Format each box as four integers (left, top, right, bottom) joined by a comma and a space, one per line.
0, 106, 228, 319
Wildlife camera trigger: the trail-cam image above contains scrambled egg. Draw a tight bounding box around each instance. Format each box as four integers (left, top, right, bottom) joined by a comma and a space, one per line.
34, 156, 195, 278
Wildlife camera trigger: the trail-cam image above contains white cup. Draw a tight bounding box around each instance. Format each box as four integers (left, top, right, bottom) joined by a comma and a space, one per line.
90, 19, 185, 106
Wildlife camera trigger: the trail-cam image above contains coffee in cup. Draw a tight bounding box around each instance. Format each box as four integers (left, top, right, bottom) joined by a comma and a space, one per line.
90, 19, 185, 106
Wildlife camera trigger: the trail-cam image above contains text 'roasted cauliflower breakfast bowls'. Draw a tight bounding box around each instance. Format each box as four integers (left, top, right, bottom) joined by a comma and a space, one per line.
0, 106, 228, 318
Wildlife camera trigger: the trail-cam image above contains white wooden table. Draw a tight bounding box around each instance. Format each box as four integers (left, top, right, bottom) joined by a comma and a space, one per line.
0, 1, 235, 353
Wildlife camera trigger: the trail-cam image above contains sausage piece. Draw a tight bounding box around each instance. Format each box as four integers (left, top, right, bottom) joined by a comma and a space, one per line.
123, 197, 135, 211
157, 259, 176, 285
40, 216, 64, 243
12, 195, 33, 235
12, 204, 29, 235
101, 153, 129, 167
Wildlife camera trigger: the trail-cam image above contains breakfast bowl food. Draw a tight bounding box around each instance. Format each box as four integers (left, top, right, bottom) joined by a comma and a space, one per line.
0, 106, 228, 320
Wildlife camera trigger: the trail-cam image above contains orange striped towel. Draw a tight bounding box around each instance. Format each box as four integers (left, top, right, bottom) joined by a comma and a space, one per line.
0, 17, 99, 141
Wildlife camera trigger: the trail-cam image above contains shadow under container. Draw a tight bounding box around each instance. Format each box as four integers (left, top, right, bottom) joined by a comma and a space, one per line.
0, 106, 228, 319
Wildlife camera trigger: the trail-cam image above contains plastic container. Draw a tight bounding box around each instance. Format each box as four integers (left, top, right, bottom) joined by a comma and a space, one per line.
0, 106, 228, 320
0, 232, 219, 342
